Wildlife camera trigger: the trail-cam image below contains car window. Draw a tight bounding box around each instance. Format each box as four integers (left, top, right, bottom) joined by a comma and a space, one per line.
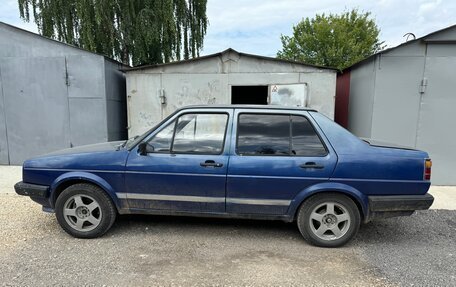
236, 113, 327, 157
291, 116, 327, 156
146, 120, 176, 152
172, 113, 228, 154
237, 114, 290, 156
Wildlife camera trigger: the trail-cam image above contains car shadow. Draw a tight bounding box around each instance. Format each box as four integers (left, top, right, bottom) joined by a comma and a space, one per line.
112, 213, 301, 239
108, 210, 455, 247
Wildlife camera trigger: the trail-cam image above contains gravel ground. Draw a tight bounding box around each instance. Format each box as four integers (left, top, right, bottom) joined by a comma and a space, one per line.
353, 210, 456, 286
0, 194, 388, 287
1, 194, 455, 286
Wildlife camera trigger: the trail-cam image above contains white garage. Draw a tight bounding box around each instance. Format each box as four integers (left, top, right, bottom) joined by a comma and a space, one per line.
124, 48, 337, 137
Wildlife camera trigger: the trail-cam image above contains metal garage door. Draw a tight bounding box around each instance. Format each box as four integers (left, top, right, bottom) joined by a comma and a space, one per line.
415, 45, 456, 185
1, 57, 71, 164
0, 73, 8, 164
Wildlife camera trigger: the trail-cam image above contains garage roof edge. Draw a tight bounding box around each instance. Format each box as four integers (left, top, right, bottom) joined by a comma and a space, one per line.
122, 48, 338, 72
0, 21, 129, 67
342, 23, 456, 72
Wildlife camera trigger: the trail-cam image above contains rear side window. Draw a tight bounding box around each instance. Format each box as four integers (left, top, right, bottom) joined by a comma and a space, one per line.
237, 114, 290, 155
237, 113, 327, 156
291, 116, 327, 156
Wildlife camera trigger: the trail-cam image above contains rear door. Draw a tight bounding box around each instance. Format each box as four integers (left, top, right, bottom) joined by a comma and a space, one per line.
226, 109, 337, 215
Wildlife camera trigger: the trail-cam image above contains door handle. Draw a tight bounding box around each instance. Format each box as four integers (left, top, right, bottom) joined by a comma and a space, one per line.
200, 160, 223, 168
300, 162, 324, 169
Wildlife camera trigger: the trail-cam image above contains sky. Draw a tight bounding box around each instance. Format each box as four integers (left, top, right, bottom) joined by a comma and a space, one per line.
1, 0, 455, 57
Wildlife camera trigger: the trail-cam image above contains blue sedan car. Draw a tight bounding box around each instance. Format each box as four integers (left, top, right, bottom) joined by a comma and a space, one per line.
15, 105, 434, 247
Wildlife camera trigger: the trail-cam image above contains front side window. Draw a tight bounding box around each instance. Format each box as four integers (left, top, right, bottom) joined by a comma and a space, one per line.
147, 120, 175, 152
172, 113, 228, 154
147, 113, 228, 154
236, 113, 326, 156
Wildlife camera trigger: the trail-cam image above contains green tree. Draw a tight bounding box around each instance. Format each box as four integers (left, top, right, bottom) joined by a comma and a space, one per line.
277, 10, 385, 70
18, 0, 208, 65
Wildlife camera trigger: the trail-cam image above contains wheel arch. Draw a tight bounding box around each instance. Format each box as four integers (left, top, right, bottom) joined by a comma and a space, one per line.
288, 182, 368, 221
49, 172, 122, 211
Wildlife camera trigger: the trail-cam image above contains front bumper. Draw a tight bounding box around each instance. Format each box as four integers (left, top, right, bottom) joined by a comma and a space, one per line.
367, 194, 434, 221
14, 181, 49, 198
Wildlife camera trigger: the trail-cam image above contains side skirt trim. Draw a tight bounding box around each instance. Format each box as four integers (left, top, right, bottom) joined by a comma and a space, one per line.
116, 193, 291, 206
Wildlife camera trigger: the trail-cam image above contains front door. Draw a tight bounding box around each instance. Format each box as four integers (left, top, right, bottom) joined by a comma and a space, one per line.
125, 109, 233, 213
226, 109, 337, 215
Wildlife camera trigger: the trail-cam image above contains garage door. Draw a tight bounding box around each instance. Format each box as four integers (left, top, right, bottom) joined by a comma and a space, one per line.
415, 45, 456, 185
1, 57, 71, 164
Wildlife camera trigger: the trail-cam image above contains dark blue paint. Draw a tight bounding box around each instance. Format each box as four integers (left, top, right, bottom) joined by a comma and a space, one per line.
20, 106, 431, 221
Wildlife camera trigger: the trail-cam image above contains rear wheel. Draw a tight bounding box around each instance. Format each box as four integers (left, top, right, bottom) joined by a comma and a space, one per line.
55, 183, 116, 238
297, 193, 360, 247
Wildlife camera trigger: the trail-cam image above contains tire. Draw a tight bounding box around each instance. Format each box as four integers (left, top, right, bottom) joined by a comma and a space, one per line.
297, 193, 360, 247
55, 183, 117, 238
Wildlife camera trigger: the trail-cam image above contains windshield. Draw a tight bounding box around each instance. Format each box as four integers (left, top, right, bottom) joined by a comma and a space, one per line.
124, 128, 153, 149
124, 110, 179, 150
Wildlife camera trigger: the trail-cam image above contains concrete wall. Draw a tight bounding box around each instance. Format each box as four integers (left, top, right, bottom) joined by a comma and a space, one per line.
0, 22, 126, 164
347, 32, 456, 185
126, 52, 336, 137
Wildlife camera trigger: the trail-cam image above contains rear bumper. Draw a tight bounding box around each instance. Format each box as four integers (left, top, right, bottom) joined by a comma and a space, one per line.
366, 194, 434, 221
14, 181, 49, 198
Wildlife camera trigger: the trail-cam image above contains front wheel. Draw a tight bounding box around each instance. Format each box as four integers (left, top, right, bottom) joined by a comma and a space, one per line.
297, 193, 360, 247
55, 183, 117, 238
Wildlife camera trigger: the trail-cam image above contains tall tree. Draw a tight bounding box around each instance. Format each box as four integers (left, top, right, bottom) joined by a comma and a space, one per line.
277, 9, 385, 70
18, 0, 208, 65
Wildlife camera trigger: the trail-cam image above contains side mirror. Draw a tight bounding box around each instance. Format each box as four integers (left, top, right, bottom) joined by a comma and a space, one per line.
138, 142, 154, 155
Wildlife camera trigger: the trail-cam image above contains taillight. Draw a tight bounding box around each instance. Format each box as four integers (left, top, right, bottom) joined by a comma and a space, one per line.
424, 159, 432, 180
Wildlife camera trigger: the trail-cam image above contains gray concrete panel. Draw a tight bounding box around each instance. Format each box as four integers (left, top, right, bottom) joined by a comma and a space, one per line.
133, 52, 331, 75
234, 56, 328, 73
127, 73, 162, 137
161, 73, 227, 117
1, 57, 71, 164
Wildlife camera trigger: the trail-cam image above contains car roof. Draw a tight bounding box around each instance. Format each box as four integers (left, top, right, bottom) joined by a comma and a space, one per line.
178, 105, 317, 112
